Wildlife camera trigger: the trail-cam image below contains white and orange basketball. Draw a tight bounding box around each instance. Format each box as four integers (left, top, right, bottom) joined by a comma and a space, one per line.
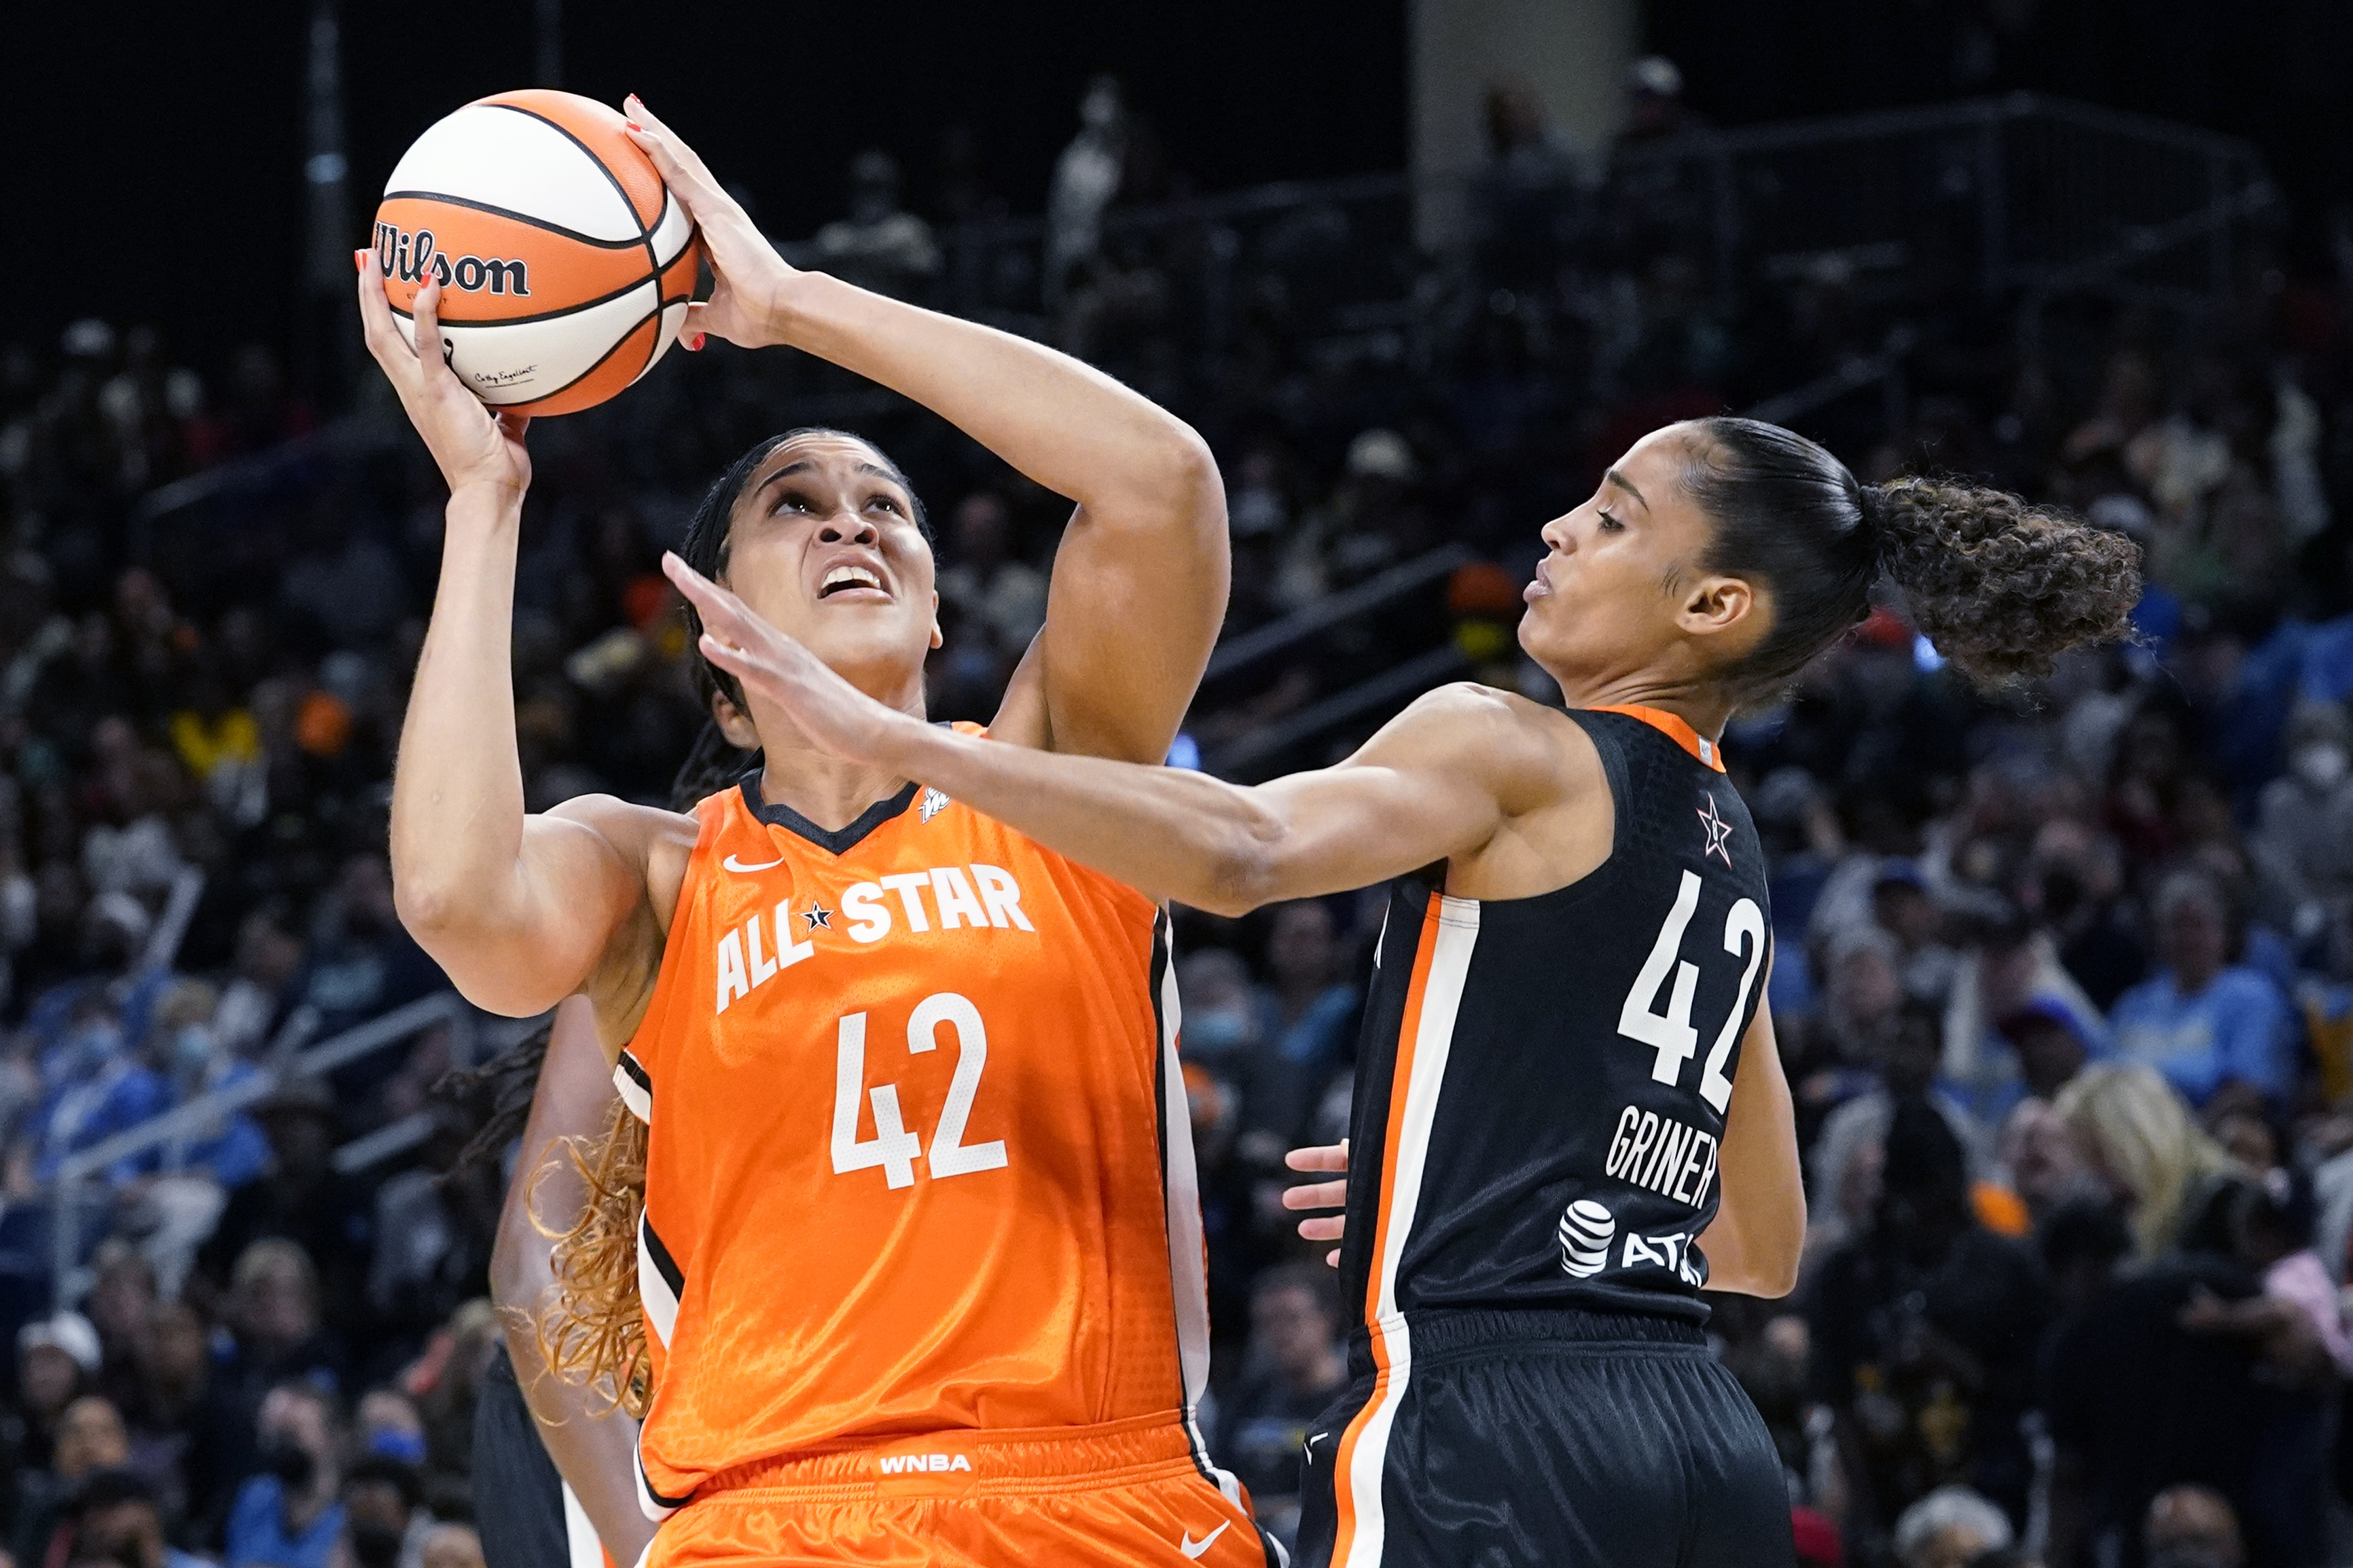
374, 90, 701, 417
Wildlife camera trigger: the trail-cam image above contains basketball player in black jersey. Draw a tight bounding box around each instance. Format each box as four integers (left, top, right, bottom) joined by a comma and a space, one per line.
655, 416, 2140, 1566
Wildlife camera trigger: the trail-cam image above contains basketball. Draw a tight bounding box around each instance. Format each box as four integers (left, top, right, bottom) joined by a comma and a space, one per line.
372, 90, 700, 417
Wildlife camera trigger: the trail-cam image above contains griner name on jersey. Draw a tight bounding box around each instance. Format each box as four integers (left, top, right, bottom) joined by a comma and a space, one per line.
715, 862, 1034, 1013
1603, 1103, 1721, 1210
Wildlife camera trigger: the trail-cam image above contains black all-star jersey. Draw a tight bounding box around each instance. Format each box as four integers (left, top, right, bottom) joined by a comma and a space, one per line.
1338, 705, 1773, 1332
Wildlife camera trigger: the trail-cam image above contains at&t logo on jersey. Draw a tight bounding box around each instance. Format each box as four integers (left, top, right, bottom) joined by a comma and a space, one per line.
1558, 1199, 1615, 1278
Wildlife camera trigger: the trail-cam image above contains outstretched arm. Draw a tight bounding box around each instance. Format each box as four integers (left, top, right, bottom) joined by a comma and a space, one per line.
488, 999, 655, 1567
624, 96, 1225, 765
1695, 984, 1805, 1298
664, 551, 1558, 915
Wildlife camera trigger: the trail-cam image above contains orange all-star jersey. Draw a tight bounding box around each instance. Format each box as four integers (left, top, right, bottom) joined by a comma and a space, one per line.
613, 733, 1219, 1516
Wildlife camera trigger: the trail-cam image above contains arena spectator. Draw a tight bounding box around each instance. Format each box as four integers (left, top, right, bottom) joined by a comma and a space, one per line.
69, 1467, 215, 1568
222, 1383, 342, 1568
120, 1302, 247, 1545
2108, 874, 2293, 1108
197, 1084, 371, 1331
214, 1243, 342, 1427
2054, 1065, 2238, 1262
1809, 1101, 2046, 1550
1890, 1486, 2012, 1568
418, 1521, 484, 1568
1212, 1266, 1347, 1548
2141, 1484, 2243, 1568
340, 1454, 425, 1568
811, 149, 941, 301
16, 1395, 130, 1567
9, 1314, 98, 1478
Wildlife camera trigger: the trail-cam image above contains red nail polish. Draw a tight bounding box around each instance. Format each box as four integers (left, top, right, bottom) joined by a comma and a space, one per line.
353, 250, 366, 272
689, 333, 706, 352
625, 120, 643, 133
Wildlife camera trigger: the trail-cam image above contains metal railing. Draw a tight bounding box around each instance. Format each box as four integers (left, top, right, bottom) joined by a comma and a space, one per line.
45, 991, 497, 1309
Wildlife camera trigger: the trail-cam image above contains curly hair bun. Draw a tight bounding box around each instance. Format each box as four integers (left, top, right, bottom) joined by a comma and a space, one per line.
1869, 477, 2143, 685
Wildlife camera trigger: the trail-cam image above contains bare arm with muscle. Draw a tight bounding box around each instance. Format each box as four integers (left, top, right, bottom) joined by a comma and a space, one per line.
360, 253, 689, 1038
1691, 976, 1805, 1297
623, 96, 1224, 766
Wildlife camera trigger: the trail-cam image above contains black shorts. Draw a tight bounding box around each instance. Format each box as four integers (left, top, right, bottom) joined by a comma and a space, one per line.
1291, 1309, 1793, 1568
473, 1343, 594, 1568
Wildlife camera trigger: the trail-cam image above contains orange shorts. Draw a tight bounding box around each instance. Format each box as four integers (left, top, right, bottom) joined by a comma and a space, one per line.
643, 1417, 1270, 1567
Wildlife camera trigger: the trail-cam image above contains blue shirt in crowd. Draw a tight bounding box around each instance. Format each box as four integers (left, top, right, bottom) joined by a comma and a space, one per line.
224, 1476, 345, 1568
2108, 964, 2293, 1105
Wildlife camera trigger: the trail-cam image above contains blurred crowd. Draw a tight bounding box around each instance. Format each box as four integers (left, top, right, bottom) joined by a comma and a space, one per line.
0, 60, 2351, 1568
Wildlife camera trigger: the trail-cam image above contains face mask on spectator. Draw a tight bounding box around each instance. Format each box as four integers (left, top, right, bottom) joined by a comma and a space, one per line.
170, 1027, 213, 1076
256, 1434, 315, 1491
350, 1522, 403, 1568
368, 1427, 427, 1465
2293, 742, 2349, 792
65, 1020, 121, 1074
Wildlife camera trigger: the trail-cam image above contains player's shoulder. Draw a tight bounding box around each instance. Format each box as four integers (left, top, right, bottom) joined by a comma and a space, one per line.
1389, 681, 1571, 757
544, 793, 708, 932
545, 792, 705, 859
1384, 682, 1604, 799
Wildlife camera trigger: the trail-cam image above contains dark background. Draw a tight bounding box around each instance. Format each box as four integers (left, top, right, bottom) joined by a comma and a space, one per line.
7, 0, 2351, 377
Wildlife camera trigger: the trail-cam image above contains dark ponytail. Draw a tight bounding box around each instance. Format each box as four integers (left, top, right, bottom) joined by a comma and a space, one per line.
1681, 417, 2140, 691
1867, 473, 2141, 685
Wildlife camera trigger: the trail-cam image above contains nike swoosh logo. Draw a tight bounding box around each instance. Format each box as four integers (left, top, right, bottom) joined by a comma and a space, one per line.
1178, 1522, 1230, 1559
1304, 1430, 1329, 1463
722, 854, 786, 874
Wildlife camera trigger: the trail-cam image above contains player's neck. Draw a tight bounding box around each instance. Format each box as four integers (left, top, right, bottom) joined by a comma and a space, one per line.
749, 684, 929, 833
1546, 668, 1736, 746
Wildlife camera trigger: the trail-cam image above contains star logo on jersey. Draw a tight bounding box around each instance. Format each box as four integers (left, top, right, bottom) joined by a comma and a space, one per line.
1696, 793, 1734, 867
801, 902, 834, 932
920, 787, 951, 824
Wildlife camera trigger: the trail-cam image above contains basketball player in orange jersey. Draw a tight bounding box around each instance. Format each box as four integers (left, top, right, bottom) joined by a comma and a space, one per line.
358, 91, 1278, 1567
659, 418, 2141, 1567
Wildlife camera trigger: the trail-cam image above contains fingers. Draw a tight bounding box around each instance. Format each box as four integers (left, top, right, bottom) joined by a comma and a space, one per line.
1325, 1248, 1341, 1269
662, 551, 749, 632
681, 301, 708, 351
1283, 1141, 1348, 1173
1280, 1178, 1347, 1212
1296, 1216, 1344, 1243
354, 250, 414, 377
622, 94, 723, 211
412, 274, 448, 373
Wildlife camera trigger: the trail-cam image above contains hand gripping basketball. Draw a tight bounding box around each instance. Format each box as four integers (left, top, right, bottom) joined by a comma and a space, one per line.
356, 251, 531, 500
621, 95, 794, 352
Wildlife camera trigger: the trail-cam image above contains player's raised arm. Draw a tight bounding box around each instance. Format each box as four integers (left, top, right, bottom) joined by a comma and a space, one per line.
664, 550, 1568, 913
360, 255, 679, 1023
623, 95, 1224, 765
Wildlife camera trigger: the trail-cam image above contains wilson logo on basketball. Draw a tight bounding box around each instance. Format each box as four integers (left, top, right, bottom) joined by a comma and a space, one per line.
372, 223, 531, 296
